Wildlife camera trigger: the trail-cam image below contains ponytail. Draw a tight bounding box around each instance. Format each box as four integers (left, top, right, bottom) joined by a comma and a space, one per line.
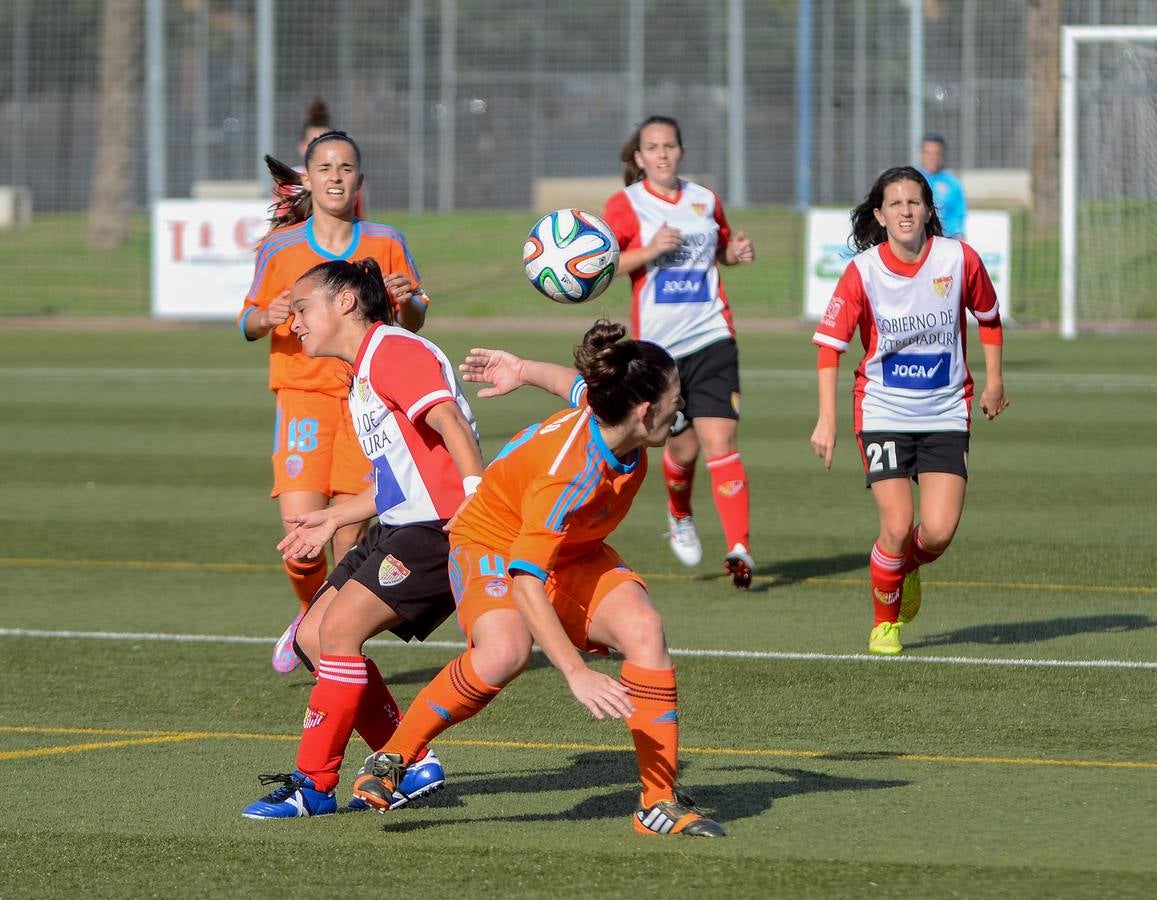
298, 258, 395, 326
573, 320, 675, 425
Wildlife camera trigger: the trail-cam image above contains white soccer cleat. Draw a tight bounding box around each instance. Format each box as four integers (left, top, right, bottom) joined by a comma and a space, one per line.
665, 512, 703, 567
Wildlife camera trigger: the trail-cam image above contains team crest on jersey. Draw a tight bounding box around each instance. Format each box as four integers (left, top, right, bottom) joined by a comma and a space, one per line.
932, 275, 954, 298
356, 376, 372, 403
285, 454, 304, 478
484, 578, 509, 598
303, 707, 327, 729
378, 554, 412, 587
692, 202, 707, 216
821, 296, 844, 328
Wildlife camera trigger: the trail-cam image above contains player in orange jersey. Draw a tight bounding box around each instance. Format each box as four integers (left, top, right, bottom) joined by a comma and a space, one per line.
239, 129, 429, 673
269, 98, 365, 222
603, 116, 757, 588
810, 166, 1009, 656
350, 321, 726, 837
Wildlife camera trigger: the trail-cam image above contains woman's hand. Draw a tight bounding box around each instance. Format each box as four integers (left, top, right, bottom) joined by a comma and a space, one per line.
980, 380, 1010, 420
384, 272, 414, 310
727, 230, 755, 264
459, 348, 526, 398
810, 417, 837, 470
278, 509, 338, 560
646, 223, 684, 261
563, 666, 635, 720
262, 291, 292, 329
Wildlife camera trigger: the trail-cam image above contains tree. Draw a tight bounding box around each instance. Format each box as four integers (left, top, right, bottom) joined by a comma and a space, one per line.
88, 0, 140, 249
1027, 0, 1060, 227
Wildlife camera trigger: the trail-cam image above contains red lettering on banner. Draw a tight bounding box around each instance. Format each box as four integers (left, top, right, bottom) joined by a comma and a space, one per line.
167, 220, 187, 262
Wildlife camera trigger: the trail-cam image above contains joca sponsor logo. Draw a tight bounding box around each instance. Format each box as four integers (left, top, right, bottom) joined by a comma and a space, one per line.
654, 268, 710, 303
881, 351, 951, 390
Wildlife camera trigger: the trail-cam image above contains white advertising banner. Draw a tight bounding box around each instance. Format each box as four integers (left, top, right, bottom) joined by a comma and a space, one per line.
151, 199, 269, 319
803, 208, 1012, 320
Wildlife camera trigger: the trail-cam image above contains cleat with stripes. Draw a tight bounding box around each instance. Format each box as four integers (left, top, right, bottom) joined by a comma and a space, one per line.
351, 751, 406, 812
346, 749, 445, 812
242, 771, 336, 820
632, 792, 726, 837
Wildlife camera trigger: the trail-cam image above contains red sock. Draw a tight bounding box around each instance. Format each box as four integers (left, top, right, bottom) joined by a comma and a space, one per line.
296, 654, 368, 791
706, 452, 750, 551
870, 543, 906, 625
662, 448, 695, 519
383, 651, 500, 764
911, 525, 945, 568
353, 657, 402, 752
284, 555, 327, 614
621, 662, 679, 807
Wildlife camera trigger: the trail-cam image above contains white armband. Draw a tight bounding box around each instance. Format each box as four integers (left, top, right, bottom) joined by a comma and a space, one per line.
462, 475, 482, 496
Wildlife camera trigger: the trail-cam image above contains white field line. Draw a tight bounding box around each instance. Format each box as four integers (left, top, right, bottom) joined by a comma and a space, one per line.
2, 367, 1156, 393
0, 627, 1153, 671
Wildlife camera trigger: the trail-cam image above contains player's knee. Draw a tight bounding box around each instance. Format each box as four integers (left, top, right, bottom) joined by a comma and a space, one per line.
473, 636, 533, 685
614, 604, 670, 666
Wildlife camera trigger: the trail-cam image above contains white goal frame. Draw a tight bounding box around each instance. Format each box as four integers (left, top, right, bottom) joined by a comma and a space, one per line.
1060, 25, 1157, 339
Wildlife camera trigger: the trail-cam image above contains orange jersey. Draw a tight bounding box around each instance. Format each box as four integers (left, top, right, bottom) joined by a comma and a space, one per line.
453, 378, 647, 581
239, 217, 424, 397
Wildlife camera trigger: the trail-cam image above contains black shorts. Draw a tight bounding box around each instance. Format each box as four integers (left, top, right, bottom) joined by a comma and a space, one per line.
856, 431, 969, 487
675, 338, 741, 423
325, 520, 455, 642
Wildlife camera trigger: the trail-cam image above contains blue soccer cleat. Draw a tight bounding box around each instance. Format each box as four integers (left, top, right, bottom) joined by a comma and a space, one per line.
242, 771, 336, 820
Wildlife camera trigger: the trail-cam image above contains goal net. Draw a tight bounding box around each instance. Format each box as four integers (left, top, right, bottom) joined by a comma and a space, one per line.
1061, 26, 1157, 337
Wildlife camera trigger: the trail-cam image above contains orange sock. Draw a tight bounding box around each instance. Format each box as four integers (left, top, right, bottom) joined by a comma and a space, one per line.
706, 452, 749, 551
870, 543, 905, 625
620, 661, 679, 807
284, 555, 327, 614
383, 651, 500, 764
662, 448, 695, 519
353, 657, 402, 751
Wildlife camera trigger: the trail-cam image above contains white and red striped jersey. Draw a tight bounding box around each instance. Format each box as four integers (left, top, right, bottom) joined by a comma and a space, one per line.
812, 236, 1000, 433
603, 179, 735, 359
351, 323, 479, 525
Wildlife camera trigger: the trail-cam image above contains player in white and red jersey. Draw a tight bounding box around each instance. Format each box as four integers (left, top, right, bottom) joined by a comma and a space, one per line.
603, 116, 758, 588
241, 257, 483, 820
810, 165, 1010, 655
350, 321, 725, 837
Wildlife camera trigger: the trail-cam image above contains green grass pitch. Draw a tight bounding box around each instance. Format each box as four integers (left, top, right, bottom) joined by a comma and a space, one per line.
0, 325, 1154, 899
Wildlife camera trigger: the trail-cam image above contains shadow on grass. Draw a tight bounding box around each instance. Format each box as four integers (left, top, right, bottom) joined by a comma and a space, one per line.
904, 613, 1154, 650
747, 552, 867, 593
376, 749, 908, 833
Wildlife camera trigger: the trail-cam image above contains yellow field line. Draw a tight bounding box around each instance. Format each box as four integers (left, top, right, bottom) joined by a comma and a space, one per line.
2, 726, 1152, 771
1, 557, 1153, 596
0, 734, 209, 761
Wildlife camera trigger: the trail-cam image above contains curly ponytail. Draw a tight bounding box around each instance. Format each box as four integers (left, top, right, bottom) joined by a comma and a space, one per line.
574, 320, 675, 425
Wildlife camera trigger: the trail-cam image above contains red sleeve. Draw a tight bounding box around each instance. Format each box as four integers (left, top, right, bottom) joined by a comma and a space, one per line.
712, 190, 732, 258
962, 242, 1003, 345
368, 337, 454, 422
602, 191, 641, 253
811, 262, 867, 352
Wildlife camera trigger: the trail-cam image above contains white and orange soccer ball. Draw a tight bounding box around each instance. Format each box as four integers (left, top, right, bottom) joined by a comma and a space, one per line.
523, 209, 620, 304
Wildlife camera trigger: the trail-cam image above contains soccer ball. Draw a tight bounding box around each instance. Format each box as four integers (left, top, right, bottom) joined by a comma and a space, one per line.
523, 209, 620, 304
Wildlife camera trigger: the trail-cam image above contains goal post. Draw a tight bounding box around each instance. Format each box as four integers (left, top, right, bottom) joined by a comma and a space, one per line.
1060, 25, 1157, 339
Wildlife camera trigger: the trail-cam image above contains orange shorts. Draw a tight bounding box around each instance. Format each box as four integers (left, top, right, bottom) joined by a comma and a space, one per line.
271, 389, 372, 498
447, 540, 645, 654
